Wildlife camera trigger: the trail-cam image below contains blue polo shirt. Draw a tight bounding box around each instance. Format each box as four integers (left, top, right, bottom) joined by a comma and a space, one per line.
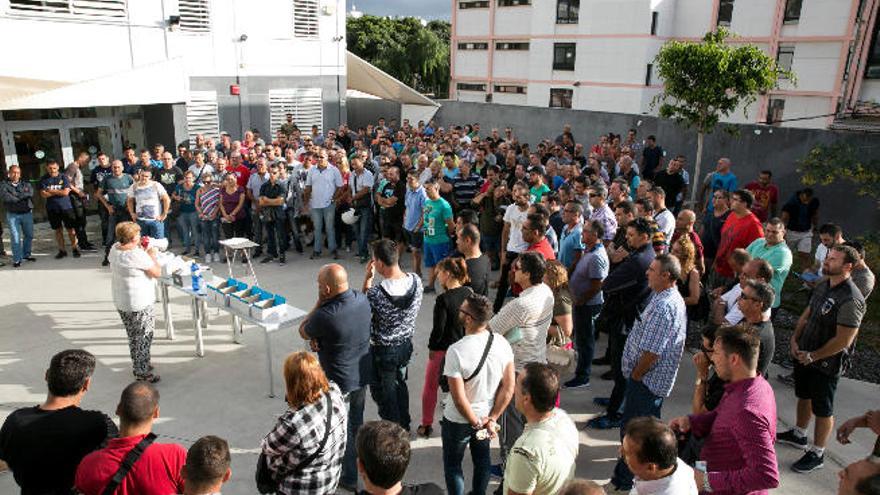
303, 289, 373, 393
404, 186, 427, 232
558, 222, 585, 269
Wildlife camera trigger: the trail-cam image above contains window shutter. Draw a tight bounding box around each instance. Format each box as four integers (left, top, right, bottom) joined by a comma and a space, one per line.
178, 0, 211, 33
186, 91, 220, 147
269, 88, 324, 136
10, 0, 126, 20
294, 0, 319, 38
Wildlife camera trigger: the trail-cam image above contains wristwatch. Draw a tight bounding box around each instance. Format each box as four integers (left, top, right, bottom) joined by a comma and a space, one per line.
806, 353, 814, 364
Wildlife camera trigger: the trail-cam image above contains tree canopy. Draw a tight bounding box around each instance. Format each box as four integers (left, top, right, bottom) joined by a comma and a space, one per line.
347, 15, 450, 97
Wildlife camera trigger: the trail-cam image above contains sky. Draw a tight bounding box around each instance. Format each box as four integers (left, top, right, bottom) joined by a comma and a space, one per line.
346, 0, 451, 20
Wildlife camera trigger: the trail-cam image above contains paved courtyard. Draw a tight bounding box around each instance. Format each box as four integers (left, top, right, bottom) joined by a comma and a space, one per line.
1, 225, 878, 494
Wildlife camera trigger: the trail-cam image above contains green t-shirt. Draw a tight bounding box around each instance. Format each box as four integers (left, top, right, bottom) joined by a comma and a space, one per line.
100, 174, 135, 208
422, 197, 453, 244
746, 238, 792, 308
503, 410, 579, 495
530, 184, 550, 204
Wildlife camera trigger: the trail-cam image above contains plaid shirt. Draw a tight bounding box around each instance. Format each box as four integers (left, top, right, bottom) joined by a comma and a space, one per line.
590, 203, 618, 241
261, 383, 347, 494
622, 287, 687, 397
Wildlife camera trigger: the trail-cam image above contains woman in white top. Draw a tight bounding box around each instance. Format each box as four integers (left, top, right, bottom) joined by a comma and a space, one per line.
108, 221, 162, 382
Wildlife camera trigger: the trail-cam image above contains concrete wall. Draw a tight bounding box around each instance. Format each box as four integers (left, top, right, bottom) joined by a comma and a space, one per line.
434, 100, 880, 236
347, 97, 400, 131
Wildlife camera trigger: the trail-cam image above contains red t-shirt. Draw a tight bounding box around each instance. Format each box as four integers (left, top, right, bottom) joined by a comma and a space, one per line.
714, 212, 764, 278
744, 181, 778, 222
226, 164, 251, 188
75, 434, 186, 495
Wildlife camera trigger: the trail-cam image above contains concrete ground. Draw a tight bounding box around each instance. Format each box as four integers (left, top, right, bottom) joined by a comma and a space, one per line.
1, 223, 878, 494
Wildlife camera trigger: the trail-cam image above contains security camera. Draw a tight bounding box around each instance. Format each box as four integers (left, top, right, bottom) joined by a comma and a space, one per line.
239, 34, 248, 42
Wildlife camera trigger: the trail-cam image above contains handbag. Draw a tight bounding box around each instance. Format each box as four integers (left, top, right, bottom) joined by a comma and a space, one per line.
256, 392, 334, 494
101, 433, 157, 495
439, 331, 495, 393
546, 330, 577, 380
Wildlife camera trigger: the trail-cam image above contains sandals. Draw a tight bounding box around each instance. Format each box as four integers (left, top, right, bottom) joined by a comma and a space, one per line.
416, 424, 433, 438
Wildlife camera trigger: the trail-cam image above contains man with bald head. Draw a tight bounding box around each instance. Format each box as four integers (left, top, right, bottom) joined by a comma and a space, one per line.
671, 209, 705, 274
299, 263, 372, 491
75, 382, 187, 494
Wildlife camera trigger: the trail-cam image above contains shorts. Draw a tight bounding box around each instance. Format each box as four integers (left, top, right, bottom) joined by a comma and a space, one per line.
382, 216, 404, 242
423, 241, 451, 268
403, 229, 424, 250
786, 229, 813, 254
47, 208, 77, 230
480, 234, 501, 253
793, 363, 839, 417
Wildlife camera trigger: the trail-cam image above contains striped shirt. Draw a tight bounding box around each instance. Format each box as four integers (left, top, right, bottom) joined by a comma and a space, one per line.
198, 186, 221, 219
489, 283, 555, 371
622, 286, 686, 397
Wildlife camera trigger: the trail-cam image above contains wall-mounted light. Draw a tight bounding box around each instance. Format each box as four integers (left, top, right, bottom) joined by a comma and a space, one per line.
167, 15, 181, 31
239, 34, 248, 42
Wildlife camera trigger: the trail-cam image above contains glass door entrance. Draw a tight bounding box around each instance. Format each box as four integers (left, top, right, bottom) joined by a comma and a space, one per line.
13, 129, 62, 182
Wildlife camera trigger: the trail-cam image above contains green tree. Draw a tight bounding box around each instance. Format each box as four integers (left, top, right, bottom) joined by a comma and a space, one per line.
798, 142, 880, 203
652, 28, 792, 205
346, 15, 450, 97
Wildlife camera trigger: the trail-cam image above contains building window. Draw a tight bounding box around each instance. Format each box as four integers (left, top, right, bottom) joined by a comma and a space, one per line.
178, 0, 211, 33
549, 88, 573, 108
458, 42, 489, 50
556, 0, 579, 24
498, 0, 531, 6
494, 85, 527, 94
457, 83, 487, 91
459, 0, 489, 8
186, 91, 220, 147
8, 0, 126, 20
866, 13, 880, 79
495, 42, 530, 50
717, 0, 734, 27
776, 45, 794, 77
269, 88, 324, 136
645, 63, 654, 86
650, 11, 659, 35
294, 0, 319, 38
783, 0, 802, 23
553, 43, 576, 71
766, 98, 785, 125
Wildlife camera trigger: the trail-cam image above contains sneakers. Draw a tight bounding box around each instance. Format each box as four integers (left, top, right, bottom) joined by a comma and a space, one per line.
12, 261, 20, 268
72, 249, 81, 258
489, 464, 504, 479
600, 370, 614, 381
563, 378, 591, 389
55, 250, 68, 259
586, 414, 621, 430
279, 256, 286, 266
593, 397, 611, 407
592, 356, 610, 366
310, 252, 322, 260
777, 429, 808, 449
101, 258, 110, 267
24, 256, 36, 262
261, 255, 275, 264
792, 450, 824, 473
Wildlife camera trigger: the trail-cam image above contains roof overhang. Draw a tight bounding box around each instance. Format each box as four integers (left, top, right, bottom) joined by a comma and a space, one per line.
346, 51, 439, 107
0, 59, 189, 111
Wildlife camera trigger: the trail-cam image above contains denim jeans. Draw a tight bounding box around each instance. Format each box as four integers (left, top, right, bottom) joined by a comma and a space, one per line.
138, 219, 165, 239
441, 418, 491, 495
370, 341, 413, 430
200, 218, 219, 255
178, 211, 199, 250
354, 206, 372, 258
6, 212, 34, 263
573, 304, 602, 381
310, 204, 337, 254
285, 209, 304, 252
611, 378, 664, 490
341, 387, 366, 487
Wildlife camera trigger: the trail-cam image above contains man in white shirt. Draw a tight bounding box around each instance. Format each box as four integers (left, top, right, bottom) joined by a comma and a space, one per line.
620, 417, 697, 495
442, 294, 515, 495
126, 168, 170, 239
187, 151, 215, 184
494, 181, 531, 313
488, 251, 555, 472
649, 186, 675, 243
712, 258, 773, 326
304, 149, 344, 259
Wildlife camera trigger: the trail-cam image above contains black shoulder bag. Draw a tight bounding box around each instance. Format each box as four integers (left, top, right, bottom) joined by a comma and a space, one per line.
440, 331, 495, 393
256, 392, 334, 494
100, 433, 157, 495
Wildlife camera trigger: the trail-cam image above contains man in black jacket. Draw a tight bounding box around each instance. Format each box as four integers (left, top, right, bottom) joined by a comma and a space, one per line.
587, 218, 656, 429
0, 165, 36, 267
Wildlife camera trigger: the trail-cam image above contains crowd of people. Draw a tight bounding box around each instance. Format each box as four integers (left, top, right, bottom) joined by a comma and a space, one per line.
1, 118, 878, 495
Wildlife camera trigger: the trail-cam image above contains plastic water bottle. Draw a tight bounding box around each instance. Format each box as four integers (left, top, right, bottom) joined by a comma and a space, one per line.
191, 262, 203, 294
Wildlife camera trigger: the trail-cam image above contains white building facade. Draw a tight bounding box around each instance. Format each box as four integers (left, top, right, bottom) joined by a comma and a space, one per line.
450, 0, 880, 129
0, 0, 346, 183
